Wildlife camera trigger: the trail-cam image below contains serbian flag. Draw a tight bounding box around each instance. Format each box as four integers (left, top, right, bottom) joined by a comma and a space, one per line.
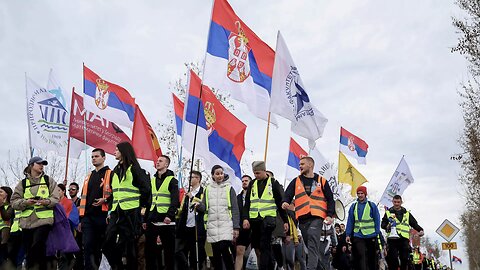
203, 0, 276, 124
69, 91, 131, 155
83, 65, 136, 129
285, 138, 308, 184
132, 105, 162, 162
452, 256, 462, 263
172, 93, 184, 136
339, 127, 368, 164
183, 69, 247, 192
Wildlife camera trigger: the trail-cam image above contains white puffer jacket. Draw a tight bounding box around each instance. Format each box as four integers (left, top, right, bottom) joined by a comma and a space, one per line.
202, 180, 239, 243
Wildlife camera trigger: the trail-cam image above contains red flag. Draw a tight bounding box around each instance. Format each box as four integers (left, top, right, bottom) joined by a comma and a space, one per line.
131, 105, 162, 162
69, 91, 131, 155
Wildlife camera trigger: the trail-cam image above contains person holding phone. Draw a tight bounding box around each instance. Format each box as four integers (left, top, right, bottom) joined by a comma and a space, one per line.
11, 156, 61, 269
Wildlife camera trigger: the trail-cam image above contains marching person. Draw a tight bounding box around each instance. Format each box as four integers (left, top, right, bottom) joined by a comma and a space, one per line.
68, 183, 81, 207
175, 170, 206, 270
242, 161, 288, 270
103, 142, 151, 270
345, 186, 380, 270
381, 195, 424, 270
78, 148, 112, 270
11, 156, 61, 269
68, 181, 83, 270
144, 155, 179, 270
197, 165, 239, 270
0, 186, 13, 268
234, 175, 251, 270
282, 156, 335, 270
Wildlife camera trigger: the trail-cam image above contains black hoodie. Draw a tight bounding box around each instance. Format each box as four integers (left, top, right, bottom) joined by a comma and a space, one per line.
145, 169, 179, 223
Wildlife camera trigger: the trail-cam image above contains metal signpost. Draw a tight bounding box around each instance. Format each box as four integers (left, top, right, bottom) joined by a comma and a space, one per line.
436, 219, 460, 269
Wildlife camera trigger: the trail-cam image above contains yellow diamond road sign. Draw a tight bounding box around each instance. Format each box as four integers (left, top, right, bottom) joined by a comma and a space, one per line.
436, 219, 460, 242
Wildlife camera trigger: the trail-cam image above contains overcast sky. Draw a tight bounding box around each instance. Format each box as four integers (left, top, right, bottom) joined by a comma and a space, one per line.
0, 0, 470, 267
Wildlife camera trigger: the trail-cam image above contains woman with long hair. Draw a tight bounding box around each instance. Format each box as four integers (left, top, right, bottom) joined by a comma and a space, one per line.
11, 156, 61, 269
102, 142, 151, 270
197, 165, 239, 270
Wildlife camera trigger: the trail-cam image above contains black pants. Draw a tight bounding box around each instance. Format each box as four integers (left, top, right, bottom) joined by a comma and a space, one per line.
352, 237, 377, 270
211, 240, 234, 270
7, 231, 24, 267
82, 214, 108, 270
103, 209, 141, 270
386, 238, 410, 270
23, 225, 55, 269
145, 223, 176, 270
175, 227, 206, 270
250, 218, 275, 270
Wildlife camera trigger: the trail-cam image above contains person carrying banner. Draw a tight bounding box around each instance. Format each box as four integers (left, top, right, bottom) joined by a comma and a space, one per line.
197, 165, 239, 270
282, 156, 335, 270
144, 155, 179, 270
11, 156, 61, 269
102, 142, 151, 270
243, 161, 288, 270
345, 186, 380, 270
176, 170, 206, 270
381, 195, 424, 270
78, 148, 112, 270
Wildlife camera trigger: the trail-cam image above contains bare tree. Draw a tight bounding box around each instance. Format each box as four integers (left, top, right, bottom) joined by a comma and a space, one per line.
452, 0, 480, 267
0, 144, 85, 188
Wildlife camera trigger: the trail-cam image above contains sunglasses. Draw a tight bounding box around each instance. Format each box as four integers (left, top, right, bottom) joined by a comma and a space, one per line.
68, 188, 77, 191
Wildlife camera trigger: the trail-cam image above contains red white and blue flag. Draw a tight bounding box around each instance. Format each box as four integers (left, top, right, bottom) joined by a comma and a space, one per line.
285, 137, 308, 185
183, 70, 247, 192
203, 0, 276, 124
172, 93, 184, 137
83, 65, 136, 129
339, 127, 368, 164
452, 255, 462, 263
69, 91, 131, 155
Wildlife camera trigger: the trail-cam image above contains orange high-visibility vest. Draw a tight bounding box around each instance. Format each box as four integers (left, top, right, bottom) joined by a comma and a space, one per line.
294, 175, 327, 219
79, 169, 112, 216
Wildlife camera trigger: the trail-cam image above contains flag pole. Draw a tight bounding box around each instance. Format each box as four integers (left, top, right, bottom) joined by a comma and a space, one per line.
263, 112, 272, 162
187, 0, 215, 196
82, 63, 88, 174
25, 72, 34, 158
63, 87, 76, 186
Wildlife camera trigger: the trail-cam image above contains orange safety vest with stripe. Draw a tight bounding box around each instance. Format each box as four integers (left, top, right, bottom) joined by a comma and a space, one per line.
294, 175, 327, 219
79, 169, 112, 217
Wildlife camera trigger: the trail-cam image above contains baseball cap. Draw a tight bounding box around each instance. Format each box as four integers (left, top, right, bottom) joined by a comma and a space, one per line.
28, 157, 48, 166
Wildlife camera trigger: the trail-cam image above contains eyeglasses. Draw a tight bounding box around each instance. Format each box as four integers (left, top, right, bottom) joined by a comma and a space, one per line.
68, 188, 77, 191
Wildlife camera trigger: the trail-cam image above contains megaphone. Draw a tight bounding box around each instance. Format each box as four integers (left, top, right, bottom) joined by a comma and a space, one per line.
388, 217, 400, 239
334, 199, 345, 221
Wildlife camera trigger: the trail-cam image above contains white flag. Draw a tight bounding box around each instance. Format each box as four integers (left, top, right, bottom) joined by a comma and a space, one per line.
379, 157, 414, 208
270, 31, 328, 144
310, 147, 340, 200
47, 70, 83, 158
27, 75, 69, 154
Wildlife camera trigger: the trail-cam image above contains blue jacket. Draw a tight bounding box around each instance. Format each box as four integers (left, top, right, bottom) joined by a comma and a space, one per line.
345, 199, 380, 239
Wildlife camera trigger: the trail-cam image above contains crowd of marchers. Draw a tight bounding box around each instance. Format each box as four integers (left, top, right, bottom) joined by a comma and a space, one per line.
0, 141, 442, 270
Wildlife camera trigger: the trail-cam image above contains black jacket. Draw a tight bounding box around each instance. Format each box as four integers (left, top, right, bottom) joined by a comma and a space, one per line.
84, 166, 110, 217
241, 176, 288, 224
109, 164, 151, 210
381, 206, 423, 239
145, 169, 179, 222
176, 186, 205, 238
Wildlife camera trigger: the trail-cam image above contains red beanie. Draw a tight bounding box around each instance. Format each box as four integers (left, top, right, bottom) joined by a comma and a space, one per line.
356, 186, 367, 195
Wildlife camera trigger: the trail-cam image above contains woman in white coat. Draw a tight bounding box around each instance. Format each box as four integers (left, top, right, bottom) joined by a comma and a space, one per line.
197, 165, 239, 270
